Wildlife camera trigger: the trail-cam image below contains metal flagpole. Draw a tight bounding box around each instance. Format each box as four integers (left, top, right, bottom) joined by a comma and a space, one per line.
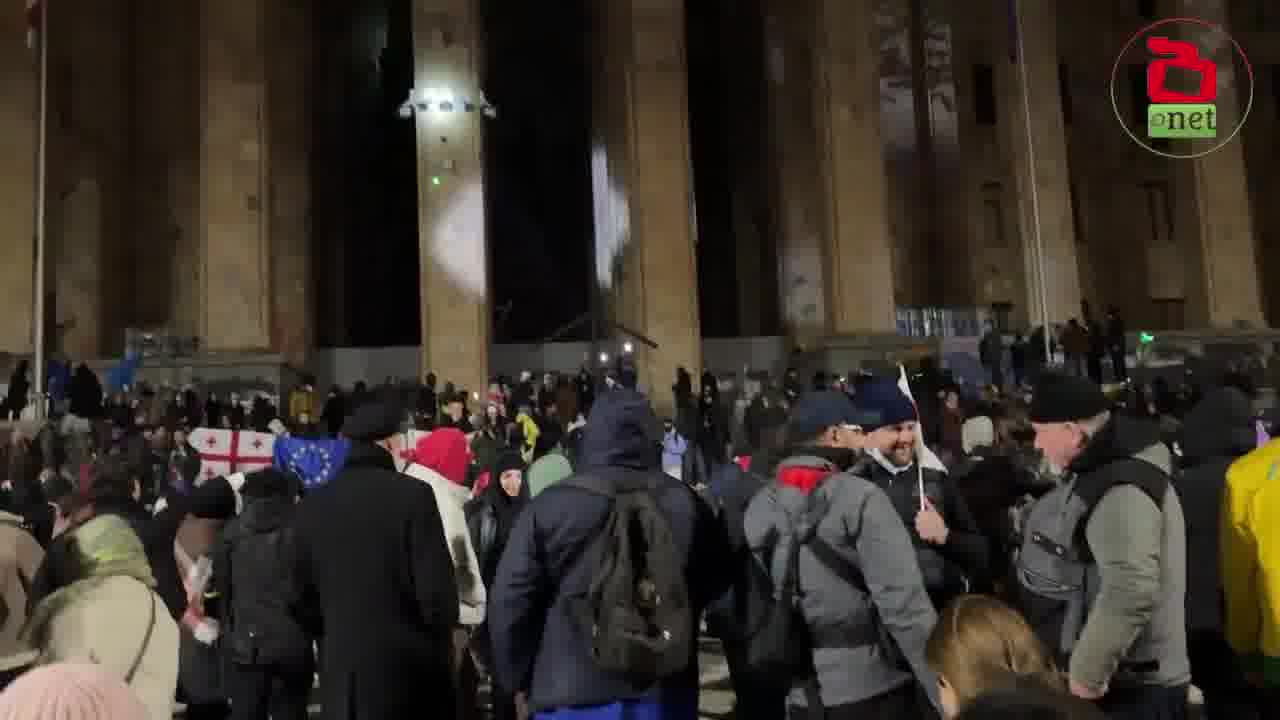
31, 0, 49, 418
1012, 0, 1053, 365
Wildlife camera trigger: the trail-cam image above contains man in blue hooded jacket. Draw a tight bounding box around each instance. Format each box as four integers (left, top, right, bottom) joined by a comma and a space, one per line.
488, 388, 732, 720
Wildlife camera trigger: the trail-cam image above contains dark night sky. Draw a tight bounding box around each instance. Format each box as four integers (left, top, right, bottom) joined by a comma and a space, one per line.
322, 0, 748, 348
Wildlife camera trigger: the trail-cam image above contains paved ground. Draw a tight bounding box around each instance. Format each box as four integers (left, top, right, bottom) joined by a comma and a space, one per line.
194, 635, 1204, 719
697, 637, 735, 720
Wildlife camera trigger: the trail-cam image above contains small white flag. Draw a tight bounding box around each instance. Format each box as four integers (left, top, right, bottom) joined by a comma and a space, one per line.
898, 365, 947, 509
896, 363, 926, 509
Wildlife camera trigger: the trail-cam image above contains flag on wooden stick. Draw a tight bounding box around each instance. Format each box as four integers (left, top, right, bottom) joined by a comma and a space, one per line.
897, 365, 929, 510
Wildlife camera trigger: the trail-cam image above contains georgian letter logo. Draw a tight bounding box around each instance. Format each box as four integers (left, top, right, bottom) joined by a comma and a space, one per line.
1146, 36, 1217, 138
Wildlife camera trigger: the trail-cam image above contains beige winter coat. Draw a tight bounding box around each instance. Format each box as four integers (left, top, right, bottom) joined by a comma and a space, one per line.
0, 513, 43, 658
34, 575, 180, 720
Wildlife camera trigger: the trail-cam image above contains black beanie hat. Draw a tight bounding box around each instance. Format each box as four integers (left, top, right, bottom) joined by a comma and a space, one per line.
1029, 372, 1109, 423
342, 389, 405, 442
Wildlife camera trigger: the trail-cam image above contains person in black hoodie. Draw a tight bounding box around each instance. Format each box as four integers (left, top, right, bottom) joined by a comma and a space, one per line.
466, 450, 528, 720
214, 468, 313, 720
1174, 386, 1261, 719
467, 451, 528, 588
488, 388, 731, 720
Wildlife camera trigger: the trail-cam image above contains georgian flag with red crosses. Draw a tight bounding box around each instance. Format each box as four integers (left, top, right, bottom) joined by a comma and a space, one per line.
188, 427, 276, 483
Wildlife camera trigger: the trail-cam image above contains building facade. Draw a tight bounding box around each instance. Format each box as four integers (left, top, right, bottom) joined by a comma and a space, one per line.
0, 0, 1276, 411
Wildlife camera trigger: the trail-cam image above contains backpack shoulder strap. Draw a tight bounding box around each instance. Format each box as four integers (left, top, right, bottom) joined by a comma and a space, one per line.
801, 489, 872, 592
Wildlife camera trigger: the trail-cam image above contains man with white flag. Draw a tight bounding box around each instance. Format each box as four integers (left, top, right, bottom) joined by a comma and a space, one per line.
852, 373, 989, 608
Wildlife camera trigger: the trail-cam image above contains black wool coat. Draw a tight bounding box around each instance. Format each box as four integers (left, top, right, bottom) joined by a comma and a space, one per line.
292, 442, 459, 719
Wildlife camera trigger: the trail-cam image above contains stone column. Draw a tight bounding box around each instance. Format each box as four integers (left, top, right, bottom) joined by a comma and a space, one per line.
1166, 0, 1264, 328
949, 2, 1026, 326
813, 0, 897, 334
51, 0, 130, 359
591, 0, 701, 416
412, 0, 489, 396
1001, 0, 1082, 327
763, 0, 828, 346
0, 12, 36, 354
199, 0, 271, 351
267, 0, 312, 366
722, 0, 773, 338
133, 0, 200, 338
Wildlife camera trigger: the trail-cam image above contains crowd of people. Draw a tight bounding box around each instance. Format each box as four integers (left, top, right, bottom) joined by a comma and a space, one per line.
0, 352, 1274, 720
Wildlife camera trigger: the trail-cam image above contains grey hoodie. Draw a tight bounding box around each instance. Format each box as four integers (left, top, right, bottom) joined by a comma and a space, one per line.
743, 455, 939, 710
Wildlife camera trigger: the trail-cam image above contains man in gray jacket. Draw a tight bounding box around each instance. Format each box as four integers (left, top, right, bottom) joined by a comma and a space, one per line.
1030, 372, 1190, 718
744, 391, 939, 720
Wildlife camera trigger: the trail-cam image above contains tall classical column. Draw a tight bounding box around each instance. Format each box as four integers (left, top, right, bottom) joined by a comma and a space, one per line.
1166, 0, 1264, 328
1001, 0, 1083, 327
722, 0, 771, 337
412, 0, 489, 396
763, 0, 828, 347
591, 0, 701, 416
134, 0, 200, 338
267, 0, 313, 366
199, 0, 271, 351
0, 11, 36, 354
51, 0, 130, 359
813, 0, 897, 334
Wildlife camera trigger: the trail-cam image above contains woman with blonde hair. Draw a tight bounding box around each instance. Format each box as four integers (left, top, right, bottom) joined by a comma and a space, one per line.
927, 595, 1065, 718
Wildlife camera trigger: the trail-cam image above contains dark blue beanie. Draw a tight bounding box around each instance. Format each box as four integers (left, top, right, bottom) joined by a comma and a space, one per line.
851, 380, 917, 431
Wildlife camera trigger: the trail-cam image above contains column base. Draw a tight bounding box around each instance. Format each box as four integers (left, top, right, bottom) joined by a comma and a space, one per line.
820, 333, 940, 376
86, 351, 303, 398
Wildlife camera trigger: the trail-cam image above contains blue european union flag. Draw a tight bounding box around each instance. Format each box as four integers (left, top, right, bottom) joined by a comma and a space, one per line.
273, 437, 350, 489
105, 351, 142, 393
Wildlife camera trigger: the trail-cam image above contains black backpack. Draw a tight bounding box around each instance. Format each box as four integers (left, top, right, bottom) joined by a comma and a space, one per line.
742, 489, 831, 678
562, 473, 693, 683
742, 489, 908, 681
221, 516, 309, 667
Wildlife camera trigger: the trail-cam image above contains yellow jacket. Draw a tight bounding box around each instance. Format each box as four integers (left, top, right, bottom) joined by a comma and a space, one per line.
289, 388, 316, 425
515, 412, 540, 464
1221, 438, 1280, 686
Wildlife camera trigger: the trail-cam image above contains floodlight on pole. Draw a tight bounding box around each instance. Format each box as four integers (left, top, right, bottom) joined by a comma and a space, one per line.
397, 86, 497, 119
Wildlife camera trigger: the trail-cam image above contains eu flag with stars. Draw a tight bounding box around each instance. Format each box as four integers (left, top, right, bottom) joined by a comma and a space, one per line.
273, 437, 350, 489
